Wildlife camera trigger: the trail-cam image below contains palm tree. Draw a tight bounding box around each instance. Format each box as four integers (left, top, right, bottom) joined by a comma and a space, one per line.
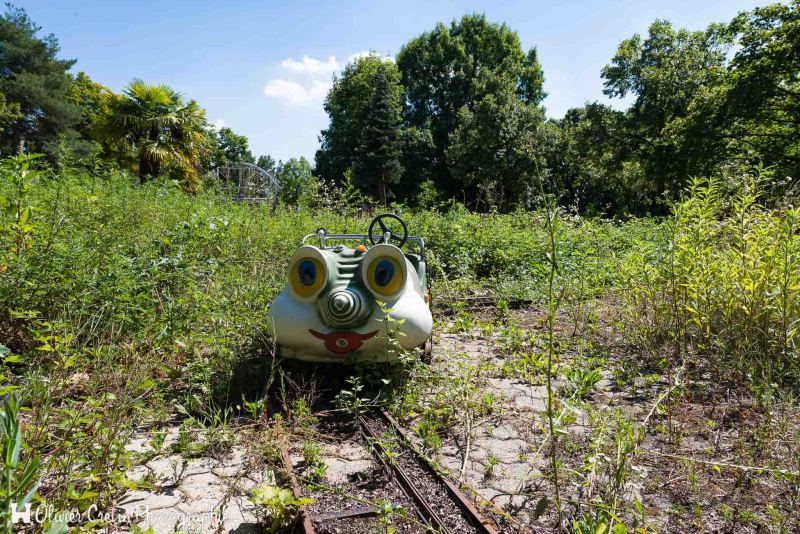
100, 80, 207, 188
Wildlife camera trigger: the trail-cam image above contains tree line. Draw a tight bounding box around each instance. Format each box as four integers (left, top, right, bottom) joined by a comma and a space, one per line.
1, 3, 797, 215
0, 4, 303, 192
316, 4, 799, 215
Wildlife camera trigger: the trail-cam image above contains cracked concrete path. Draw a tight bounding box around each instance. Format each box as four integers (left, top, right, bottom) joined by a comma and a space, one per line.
119, 428, 262, 533
118, 327, 610, 532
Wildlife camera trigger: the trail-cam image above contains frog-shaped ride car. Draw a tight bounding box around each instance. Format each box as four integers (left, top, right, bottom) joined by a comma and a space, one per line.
267, 214, 433, 363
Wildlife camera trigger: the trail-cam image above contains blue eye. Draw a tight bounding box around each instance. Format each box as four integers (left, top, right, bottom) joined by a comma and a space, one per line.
374, 259, 395, 287
298, 259, 316, 286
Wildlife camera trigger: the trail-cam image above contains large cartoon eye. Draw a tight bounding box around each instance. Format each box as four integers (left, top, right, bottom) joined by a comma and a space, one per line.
367, 256, 404, 296
290, 257, 325, 298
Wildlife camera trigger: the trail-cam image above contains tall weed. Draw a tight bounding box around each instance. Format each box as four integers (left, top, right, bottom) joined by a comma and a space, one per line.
618, 173, 800, 389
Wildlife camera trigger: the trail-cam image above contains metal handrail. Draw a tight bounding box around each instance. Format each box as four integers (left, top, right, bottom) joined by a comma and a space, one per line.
301, 232, 425, 257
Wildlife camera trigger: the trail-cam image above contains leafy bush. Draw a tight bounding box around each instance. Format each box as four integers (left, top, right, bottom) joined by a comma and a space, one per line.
249, 483, 312, 532
0, 395, 39, 531
618, 173, 800, 389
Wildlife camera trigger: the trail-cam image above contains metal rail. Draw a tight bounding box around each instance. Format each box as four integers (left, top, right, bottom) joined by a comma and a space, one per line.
360, 413, 452, 533
280, 448, 316, 534
379, 409, 499, 534
360, 409, 499, 534
301, 233, 426, 256
281, 409, 497, 534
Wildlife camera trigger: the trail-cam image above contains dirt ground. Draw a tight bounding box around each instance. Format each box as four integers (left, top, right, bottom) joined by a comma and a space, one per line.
117, 305, 800, 533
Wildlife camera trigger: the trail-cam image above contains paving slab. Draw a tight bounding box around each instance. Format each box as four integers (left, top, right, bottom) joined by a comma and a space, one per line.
179, 471, 225, 501
219, 500, 260, 533
472, 437, 529, 464
119, 489, 182, 514
323, 457, 375, 485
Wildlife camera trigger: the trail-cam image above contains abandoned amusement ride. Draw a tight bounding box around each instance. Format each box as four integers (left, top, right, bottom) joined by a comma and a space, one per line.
267, 214, 433, 363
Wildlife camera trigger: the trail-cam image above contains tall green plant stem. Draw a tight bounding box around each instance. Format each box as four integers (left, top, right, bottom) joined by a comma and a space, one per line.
543, 201, 563, 532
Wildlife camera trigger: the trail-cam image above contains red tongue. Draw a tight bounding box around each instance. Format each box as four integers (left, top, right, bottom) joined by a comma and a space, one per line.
309, 329, 378, 354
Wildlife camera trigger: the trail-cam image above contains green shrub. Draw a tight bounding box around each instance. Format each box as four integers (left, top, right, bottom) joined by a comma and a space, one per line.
618, 174, 800, 388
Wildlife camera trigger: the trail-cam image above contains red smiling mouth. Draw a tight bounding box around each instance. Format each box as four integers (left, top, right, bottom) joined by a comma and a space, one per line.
309, 329, 378, 354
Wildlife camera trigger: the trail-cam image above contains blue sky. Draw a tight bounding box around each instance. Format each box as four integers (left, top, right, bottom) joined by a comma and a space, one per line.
21, 0, 773, 162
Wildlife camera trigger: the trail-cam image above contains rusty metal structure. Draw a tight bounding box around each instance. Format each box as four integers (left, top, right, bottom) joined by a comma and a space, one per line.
216, 162, 280, 203
281, 408, 501, 534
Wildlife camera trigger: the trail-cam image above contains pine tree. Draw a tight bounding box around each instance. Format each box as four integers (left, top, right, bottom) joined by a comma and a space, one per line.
352, 72, 403, 205
0, 5, 79, 155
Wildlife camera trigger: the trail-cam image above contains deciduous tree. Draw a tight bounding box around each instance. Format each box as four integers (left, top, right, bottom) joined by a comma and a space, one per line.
447, 78, 545, 211
204, 126, 254, 170
277, 156, 315, 206
397, 13, 546, 206
705, 1, 799, 187
256, 154, 278, 175
602, 20, 728, 207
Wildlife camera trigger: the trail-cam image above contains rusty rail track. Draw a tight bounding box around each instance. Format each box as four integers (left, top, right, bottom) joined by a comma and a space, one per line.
360, 408, 499, 534
281, 448, 315, 534
280, 409, 498, 534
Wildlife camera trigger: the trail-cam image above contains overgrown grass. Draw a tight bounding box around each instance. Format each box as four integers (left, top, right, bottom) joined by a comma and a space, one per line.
618, 173, 800, 391
3, 158, 797, 529
0, 162, 652, 515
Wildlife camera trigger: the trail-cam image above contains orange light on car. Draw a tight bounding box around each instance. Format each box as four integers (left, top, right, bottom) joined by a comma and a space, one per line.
355, 244, 367, 253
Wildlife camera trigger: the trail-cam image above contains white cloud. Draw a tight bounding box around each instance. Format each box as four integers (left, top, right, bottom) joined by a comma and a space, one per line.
280, 55, 339, 75
264, 54, 338, 108
347, 51, 395, 64
212, 118, 226, 130
263, 78, 332, 107
264, 52, 393, 109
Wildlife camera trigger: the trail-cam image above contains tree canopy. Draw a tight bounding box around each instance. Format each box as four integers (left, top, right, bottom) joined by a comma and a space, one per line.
314, 14, 548, 209
2, 3, 799, 213
204, 126, 254, 170
0, 5, 266, 190
98, 80, 207, 187
315, 54, 402, 192
276, 156, 315, 206
397, 13, 545, 205
0, 4, 78, 155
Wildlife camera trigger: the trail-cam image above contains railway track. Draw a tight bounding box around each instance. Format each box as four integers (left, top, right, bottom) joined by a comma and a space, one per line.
282, 408, 500, 534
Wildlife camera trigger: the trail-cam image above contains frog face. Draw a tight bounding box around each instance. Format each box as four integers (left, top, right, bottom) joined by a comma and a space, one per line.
267, 243, 432, 362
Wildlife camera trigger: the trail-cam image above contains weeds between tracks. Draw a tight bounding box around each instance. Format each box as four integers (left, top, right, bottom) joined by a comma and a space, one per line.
1, 159, 799, 531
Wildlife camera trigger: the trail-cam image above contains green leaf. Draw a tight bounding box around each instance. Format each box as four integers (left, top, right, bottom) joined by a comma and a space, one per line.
44, 520, 69, 534
15, 478, 40, 506
18, 206, 31, 226
11, 458, 40, 499
8, 416, 21, 467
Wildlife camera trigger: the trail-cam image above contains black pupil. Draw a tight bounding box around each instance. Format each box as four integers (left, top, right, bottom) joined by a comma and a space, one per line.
299, 260, 316, 286
376, 268, 389, 286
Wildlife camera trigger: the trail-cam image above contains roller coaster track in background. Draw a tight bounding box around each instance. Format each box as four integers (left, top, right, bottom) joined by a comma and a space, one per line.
216, 162, 280, 204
